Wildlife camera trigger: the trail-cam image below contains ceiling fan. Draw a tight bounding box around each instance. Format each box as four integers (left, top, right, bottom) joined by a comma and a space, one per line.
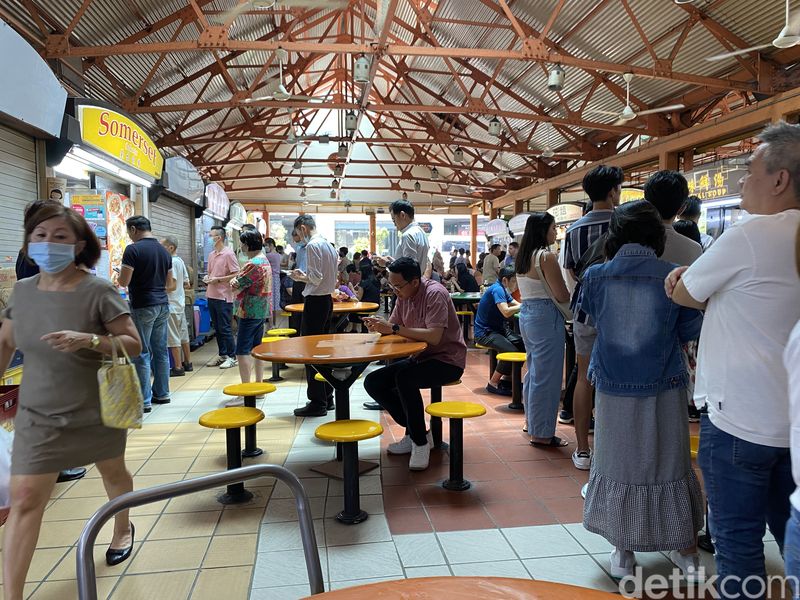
586, 73, 685, 125
705, 0, 799, 61
243, 49, 329, 104
216, 0, 346, 24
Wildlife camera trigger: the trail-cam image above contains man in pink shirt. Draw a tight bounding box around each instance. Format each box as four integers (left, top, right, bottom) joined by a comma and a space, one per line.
363, 257, 466, 471
203, 226, 240, 369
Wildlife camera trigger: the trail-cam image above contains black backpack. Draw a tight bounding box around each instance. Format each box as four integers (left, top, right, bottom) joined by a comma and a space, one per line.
574, 231, 608, 281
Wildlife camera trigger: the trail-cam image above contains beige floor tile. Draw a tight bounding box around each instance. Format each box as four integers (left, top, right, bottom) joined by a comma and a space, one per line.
190, 566, 252, 600
126, 538, 210, 574
133, 473, 185, 489
35, 519, 86, 549
222, 488, 272, 510
165, 432, 214, 445
48, 480, 78, 500
59, 477, 111, 499
130, 499, 170, 517
42, 497, 108, 522
124, 446, 157, 461
148, 511, 221, 540
126, 434, 169, 447
134, 424, 178, 434
187, 455, 228, 473
26, 547, 69, 582
164, 489, 224, 514
28, 576, 117, 600
47, 547, 126, 581
150, 444, 202, 460
137, 457, 196, 476
214, 508, 265, 536
109, 570, 196, 599
202, 534, 257, 568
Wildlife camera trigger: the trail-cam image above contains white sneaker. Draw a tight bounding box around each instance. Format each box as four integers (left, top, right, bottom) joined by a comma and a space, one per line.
572, 449, 592, 471
388, 432, 432, 455
219, 357, 237, 369
206, 355, 225, 367
609, 548, 636, 579
225, 396, 244, 407
409, 441, 431, 471
668, 550, 705, 584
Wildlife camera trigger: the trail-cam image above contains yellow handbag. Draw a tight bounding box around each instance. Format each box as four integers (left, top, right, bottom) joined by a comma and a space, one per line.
98, 336, 143, 430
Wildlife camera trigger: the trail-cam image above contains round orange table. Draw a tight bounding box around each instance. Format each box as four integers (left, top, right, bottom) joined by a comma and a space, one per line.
284, 301, 380, 333
301, 577, 620, 599
252, 334, 426, 477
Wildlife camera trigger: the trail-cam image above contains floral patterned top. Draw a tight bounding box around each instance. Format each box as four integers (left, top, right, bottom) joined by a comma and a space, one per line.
234, 255, 271, 320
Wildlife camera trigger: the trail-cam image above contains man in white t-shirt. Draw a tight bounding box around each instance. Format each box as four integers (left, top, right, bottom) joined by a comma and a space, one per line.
784, 226, 800, 593
161, 236, 193, 376
666, 121, 800, 598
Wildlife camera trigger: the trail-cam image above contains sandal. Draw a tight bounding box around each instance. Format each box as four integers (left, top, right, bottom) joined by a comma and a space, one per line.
522, 424, 528, 433
530, 436, 569, 448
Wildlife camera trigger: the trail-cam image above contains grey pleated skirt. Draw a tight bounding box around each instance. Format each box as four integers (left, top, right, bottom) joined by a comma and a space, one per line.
582, 386, 704, 552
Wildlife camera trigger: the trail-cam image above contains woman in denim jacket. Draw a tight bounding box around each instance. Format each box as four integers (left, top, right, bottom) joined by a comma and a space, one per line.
579, 201, 705, 581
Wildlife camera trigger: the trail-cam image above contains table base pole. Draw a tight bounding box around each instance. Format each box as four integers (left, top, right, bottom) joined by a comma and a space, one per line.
310, 459, 379, 480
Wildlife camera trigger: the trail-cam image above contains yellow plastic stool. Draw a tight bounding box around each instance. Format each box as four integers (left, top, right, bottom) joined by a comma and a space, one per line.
497, 352, 526, 411
222, 383, 276, 458
267, 328, 297, 337
199, 407, 265, 504
690, 434, 699, 459
475, 343, 498, 378
315, 420, 383, 524
260, 335, 289, 383
455, 310, 472, 344
425, 401, 486, 491
427, 380, 462, 449
314, 372, 362, 384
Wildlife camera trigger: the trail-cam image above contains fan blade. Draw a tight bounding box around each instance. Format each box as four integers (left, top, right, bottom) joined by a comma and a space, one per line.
635, 104, 686, 117
242, 94, 275, 103
705, 43, 772, 61
584, 108, 623, 117
211, 1, 253, 23
612, 118, 627, 127
290, 95, 328, 104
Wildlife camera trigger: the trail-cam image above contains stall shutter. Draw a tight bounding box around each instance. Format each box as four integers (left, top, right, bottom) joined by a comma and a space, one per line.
0, 125, 38, 263
149, 196, 195, 278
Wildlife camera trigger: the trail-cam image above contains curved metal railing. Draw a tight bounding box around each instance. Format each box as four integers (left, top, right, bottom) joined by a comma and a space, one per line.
76, 465, 323, 600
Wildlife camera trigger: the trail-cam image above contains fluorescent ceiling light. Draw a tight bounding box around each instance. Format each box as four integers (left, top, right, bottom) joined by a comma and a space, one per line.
72, 146, 121, 174
54, 155, 90, 181
116, 167, 154, 188
69, 146, 153, 187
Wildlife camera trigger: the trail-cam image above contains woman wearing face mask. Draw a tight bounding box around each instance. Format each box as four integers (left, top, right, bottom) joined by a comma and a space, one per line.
516, 212, 571, 447
0, 202, 142, 599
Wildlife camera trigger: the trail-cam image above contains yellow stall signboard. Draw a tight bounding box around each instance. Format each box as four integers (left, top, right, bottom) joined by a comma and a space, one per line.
78, 106, 164, 180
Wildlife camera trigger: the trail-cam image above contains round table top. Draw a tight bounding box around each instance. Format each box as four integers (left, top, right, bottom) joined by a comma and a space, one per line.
302, 577, 620, 599
252, 333, 427, 365
284, 301, 380, 314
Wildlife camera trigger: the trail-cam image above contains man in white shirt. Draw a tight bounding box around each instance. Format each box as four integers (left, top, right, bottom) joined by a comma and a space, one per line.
644, 170, 703, 266
161, 236, 192, 376
784, 226, 800, 590
290, 215, 339, 417
667, 121, 800, 599
378, 199, 430, 273
482, 243, 502, 285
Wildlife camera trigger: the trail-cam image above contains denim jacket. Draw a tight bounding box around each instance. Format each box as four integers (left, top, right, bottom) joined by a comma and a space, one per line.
578, 243, 703, 397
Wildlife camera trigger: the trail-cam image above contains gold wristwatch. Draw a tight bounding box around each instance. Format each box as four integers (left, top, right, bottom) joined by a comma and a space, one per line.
89, 334, 101, 349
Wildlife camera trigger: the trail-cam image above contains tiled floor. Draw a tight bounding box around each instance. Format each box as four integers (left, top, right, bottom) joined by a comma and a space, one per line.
2, 334, 789, 599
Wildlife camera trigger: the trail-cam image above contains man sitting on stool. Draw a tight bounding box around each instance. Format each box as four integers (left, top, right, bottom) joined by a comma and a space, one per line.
474, 266, 523, 396
363, 257, 466, 471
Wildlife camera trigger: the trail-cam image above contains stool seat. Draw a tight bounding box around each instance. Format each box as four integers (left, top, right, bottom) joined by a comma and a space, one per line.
261, 335, 289, 344
267, 328, 297, 337
315, 419, 383, 443
690, 434, 699, 459
426, 401, 486, 419
455, 310, 473, 316
474, 343, 490, 349
280, 311, 291, 317
222, 382, 277, 397
199, 407, 264, 429
496, 351, 526, 363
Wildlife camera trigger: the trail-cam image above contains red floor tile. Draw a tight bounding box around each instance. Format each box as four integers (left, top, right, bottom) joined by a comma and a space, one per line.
382, 466, 413, 486
475, 479, 538, 504
525, 476, 583, 499
415, 484, 483, 507
383, 485, 422, 509
507, 459, 569, 479
541, 496, 586, 524
484, 499, 559, 528
426, 504, 495, 531
462, 446, 500, 464
463, 461, 516, 482
385, 507, 433, 534
491, 444, 549, 462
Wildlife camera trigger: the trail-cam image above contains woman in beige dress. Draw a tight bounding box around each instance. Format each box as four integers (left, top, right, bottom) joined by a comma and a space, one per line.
0, 202, 142, 600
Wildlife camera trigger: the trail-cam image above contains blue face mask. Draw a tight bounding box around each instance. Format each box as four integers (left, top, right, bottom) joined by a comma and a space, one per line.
295, 240, 307, 250
27, 242, 76, 273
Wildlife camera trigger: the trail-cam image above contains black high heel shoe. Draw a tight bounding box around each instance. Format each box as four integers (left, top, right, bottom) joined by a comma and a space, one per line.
106, 522, 134, 566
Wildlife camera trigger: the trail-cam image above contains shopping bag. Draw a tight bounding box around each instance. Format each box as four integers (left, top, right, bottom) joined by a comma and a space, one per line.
0, 426, 13, 525
98, 337, 143, 430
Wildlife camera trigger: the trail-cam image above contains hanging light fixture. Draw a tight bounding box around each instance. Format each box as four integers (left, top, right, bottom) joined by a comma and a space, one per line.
402, 191, 408, 200
430, 167, 439, 180
488, 116, 502, 136
345, 110, 358, 134
547, 65, 565, 91
454, 147, 464, 163
334, 163, 344, 177
330, 189, 337, 199
331, 178, 340, 189
353, 54, 371, 84
414, 181, 421, 192
292, 159, 302, 170
337, 143, 348, 158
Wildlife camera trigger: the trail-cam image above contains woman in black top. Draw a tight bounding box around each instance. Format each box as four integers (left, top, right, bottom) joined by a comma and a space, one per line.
456, 262, 480, 292
344, 266, 382, 332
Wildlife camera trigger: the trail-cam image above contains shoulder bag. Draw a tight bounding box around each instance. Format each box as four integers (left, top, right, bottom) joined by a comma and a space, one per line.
534, 249, 573, 321
98, 336, 143, 430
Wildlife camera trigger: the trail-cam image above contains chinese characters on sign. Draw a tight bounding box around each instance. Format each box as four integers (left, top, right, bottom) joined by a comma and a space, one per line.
686, 165, 745, 201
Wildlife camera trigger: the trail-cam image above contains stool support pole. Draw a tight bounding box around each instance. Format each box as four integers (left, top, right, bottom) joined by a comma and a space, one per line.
442, 418, 470, 491
242, 395, 263, 458
220, 428, 253, 504
337, 442, 368, 524
507, 362, 524, 411
429, 387, 443, 449
269, 361, 284, 382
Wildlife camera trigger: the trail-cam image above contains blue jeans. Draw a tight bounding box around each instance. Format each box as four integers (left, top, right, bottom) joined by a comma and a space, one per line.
698, 415, 794, 599
519, 299, 565, 439
207, 298, 235, 359
131, 304, 171, 407
785, 506, 800, 599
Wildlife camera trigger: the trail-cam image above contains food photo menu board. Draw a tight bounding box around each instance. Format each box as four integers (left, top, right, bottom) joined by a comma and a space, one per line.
105, 191, 134, 280
70, 191, 134, 280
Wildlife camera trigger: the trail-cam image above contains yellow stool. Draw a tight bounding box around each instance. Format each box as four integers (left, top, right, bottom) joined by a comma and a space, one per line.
426, 401, 486, 491
455, 310, 472, 344
315, 420, 383, 524
260, 335, 289, 382
199, 407, 265, 504
496, 352, 526, 411
314, 372, 362, 384
222, 382, 276, 458
280, 311, 291, 318
690, 434, 699, 460
267, 328, 297, 337
426, 380, 462, 449
474, 342, 498, 379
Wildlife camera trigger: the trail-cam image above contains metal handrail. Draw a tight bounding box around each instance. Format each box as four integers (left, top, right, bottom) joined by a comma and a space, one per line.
76, 465, 324, 600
